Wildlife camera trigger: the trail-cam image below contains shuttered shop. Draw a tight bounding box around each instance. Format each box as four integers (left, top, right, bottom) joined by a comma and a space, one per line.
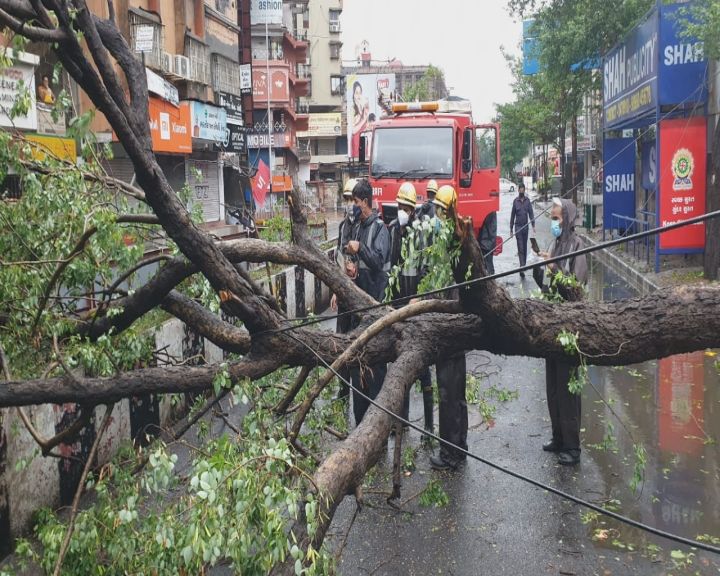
186, 159, 221, 222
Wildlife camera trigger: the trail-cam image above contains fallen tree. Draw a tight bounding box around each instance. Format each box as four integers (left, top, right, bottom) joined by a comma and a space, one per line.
0, 1, 719, 573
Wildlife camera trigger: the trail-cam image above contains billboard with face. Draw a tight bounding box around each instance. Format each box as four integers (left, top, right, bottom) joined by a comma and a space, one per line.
346, 73, 395, 159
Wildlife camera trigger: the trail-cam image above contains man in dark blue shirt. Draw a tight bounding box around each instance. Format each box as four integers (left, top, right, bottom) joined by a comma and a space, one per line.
509, 183, 535, 278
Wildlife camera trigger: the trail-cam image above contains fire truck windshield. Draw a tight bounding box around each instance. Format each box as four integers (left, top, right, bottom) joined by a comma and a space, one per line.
370, 127, 453, 178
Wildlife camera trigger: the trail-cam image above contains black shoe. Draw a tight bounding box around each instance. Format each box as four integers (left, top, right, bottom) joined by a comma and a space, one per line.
520, 271, 526, 279
430, 454, 457, 471
542, 439, 562, 452
557, 450, 581, 466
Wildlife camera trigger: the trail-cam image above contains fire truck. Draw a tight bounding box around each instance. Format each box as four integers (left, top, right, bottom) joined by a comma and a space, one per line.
360, 98, 500, 242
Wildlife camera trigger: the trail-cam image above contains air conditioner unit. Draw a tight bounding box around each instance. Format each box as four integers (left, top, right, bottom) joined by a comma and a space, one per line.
162, 52, 174, 74
329, 22, 340, 33
174, 55, 190, 79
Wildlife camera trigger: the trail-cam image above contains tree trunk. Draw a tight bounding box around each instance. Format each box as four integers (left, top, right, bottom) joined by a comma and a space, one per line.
705, 63, 720, 281
571, 113, 579, 206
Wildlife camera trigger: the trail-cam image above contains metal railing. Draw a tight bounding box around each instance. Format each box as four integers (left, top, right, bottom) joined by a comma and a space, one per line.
607, 212, 655, 268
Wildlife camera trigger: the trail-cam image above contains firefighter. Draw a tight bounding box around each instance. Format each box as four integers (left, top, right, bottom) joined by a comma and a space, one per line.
388, 182, 434, 434
417, 179, 438, 219
345, 179, 391, 425
331, 177, 359, 400
428, 185, 469, 470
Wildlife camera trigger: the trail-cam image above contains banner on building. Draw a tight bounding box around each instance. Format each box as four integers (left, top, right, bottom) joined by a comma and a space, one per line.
240, 64, 252, 95
250, 0, 282, 25
149, 98, 191, 153
641, 141, 657, 190
0, 59, 38, 130
215, 91, 243, 121
658, 116, 706, 252
146, 67, 179, 106
603, 10, 658, 129
215, 120, 247, 153
252, 158, 270, 206
602, 137, 636, 230
190, 101, 227, 142
252, 66, 289, 102
297, 113, 342, 138
25, 134, 76, 162
346, 73, 395, 159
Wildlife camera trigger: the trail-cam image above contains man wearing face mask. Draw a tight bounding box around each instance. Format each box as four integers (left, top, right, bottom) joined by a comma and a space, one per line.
345, 179, 391, 424
509, 183, 535, 279
387, 182, 434, 434
537, 197, 588, 465
331, 178, 361, 400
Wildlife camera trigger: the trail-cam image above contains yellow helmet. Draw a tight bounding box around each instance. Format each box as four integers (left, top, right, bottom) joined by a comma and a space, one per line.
396, 182, 417, 208
426, 179, 439, 196
343, 178, 358, 198
432, 184, 457, 211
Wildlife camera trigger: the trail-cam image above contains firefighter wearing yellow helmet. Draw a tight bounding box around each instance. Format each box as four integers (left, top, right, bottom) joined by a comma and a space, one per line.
388, 182, 434, 434
418, 179, 438, 219
432, 184, 457, 217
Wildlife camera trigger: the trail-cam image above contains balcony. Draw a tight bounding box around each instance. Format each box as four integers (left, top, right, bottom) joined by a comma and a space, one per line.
185, 35, 211, 85
296, 98, 310, 115
296, 64, 311, 80
329, 21, 341, 33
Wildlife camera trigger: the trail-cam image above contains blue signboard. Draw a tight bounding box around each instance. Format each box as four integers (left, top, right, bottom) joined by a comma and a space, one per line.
603, 10, 658, 129
659, 3, 708, 106
641, 141, 657, 190
190, 101, 227, 142
603, 137, 636, 230
523, 19, 540, 75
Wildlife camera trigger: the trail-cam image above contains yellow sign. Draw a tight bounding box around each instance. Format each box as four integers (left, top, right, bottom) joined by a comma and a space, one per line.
24, 134, 77, 162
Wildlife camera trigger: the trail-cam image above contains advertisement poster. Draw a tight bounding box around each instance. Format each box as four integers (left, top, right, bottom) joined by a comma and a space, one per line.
252, 158, 270, 207
0, 61, 37, 130
252, 67, 289, 103
190, 101, 227, 142
297, 113, 342, 138
602, 137, 636, 230
346, 73, 395, 159
659, 117, 706, 251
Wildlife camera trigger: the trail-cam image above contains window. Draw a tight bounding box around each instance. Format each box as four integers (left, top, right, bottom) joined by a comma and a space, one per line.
329, 9, 341, 33
212, 54, 241, 94
475, 127, 497, 170
329, 42, 341, 60
128, 11, 163, 70
185, 36, 210, 84
330, 75, 344, 96
370, 127, 453, 178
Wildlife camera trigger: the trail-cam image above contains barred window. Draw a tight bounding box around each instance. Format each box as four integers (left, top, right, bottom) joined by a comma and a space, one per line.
185, 36, 211, 85
128, 11, 163, 70
212, 54, 241, 94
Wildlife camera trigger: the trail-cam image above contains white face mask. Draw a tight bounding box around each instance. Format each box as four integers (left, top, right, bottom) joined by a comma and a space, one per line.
397, 209, 410, 226
345, 203, 354, 219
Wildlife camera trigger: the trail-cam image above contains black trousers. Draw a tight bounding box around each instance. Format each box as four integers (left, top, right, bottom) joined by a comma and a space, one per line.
437, 353, 468, 463
515, 227, 529, 267
402, 366, 434, 430
352, 363, 387, 425
545, 359, 581, 451
336, 304, 353, 400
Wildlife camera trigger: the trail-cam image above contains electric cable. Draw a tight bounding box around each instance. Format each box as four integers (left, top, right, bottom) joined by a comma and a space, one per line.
284, 330, 720, 556
258, 205, 720, 337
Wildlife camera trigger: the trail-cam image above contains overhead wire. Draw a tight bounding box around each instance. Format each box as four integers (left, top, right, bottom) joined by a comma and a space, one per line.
285, 330, 720, 556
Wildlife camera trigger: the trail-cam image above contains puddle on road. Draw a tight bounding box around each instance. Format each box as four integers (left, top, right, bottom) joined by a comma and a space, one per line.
582, 255, 720, 558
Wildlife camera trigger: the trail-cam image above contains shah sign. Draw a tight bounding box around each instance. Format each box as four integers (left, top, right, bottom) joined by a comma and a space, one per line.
602, 137, 636, 231
297, 113, 342, 138
658, 116, 706, 252
603, 10, 658, 129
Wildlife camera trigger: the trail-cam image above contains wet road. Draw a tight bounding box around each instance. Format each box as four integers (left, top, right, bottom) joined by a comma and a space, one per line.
331, 191, 720, 575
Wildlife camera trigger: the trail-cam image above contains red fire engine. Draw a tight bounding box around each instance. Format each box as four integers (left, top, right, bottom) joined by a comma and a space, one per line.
361, 98, 500, 241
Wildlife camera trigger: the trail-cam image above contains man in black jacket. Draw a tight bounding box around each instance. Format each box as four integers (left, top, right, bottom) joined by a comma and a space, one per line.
509, 183, 535, 278
344, 180, 391, 424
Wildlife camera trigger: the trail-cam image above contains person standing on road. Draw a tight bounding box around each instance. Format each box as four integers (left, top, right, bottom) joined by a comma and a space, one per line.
387, 182, 434, 434
331, 178, 360, 400
509, 183, 535, 279
344, 180, 391, 425
537, 197, 588, 466
417, 179, 438, 220
427, 185, 469, 471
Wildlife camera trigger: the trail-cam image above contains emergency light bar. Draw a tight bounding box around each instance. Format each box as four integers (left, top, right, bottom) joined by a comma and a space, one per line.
391, 102, 439, 113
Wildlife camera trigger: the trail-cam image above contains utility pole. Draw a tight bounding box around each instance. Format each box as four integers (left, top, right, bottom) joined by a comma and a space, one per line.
705, 59, 720, 280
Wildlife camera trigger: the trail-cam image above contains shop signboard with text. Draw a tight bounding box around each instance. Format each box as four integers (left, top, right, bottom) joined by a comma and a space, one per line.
297, 113, 342, 138
0, 59, 38, 130
247, 131, 292, 148
215, 91, 243, 121
658, 116, 706, 252
252, 66, 289, 103
149, 97, 191, 153
602, 137, 636, 230
190, 101, 227, 142
603, 10, 658, 129
250, 0, 282, 25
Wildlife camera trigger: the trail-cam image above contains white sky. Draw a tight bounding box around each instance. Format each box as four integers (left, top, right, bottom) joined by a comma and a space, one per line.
340, 0, 523, 122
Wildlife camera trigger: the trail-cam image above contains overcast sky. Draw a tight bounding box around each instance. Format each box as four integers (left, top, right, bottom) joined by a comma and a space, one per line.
340, 0, 523, 122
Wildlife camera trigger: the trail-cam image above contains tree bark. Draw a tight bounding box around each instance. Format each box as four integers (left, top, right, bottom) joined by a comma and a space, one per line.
705, 70, 720, 281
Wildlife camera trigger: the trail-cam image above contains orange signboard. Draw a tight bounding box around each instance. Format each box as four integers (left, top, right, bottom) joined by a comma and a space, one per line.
252, 66, 290, 103
272, 174, 292, 192
149, 98, 191, 153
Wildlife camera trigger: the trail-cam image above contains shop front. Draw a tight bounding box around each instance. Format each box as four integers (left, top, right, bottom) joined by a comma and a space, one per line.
602, 1, 708, 271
